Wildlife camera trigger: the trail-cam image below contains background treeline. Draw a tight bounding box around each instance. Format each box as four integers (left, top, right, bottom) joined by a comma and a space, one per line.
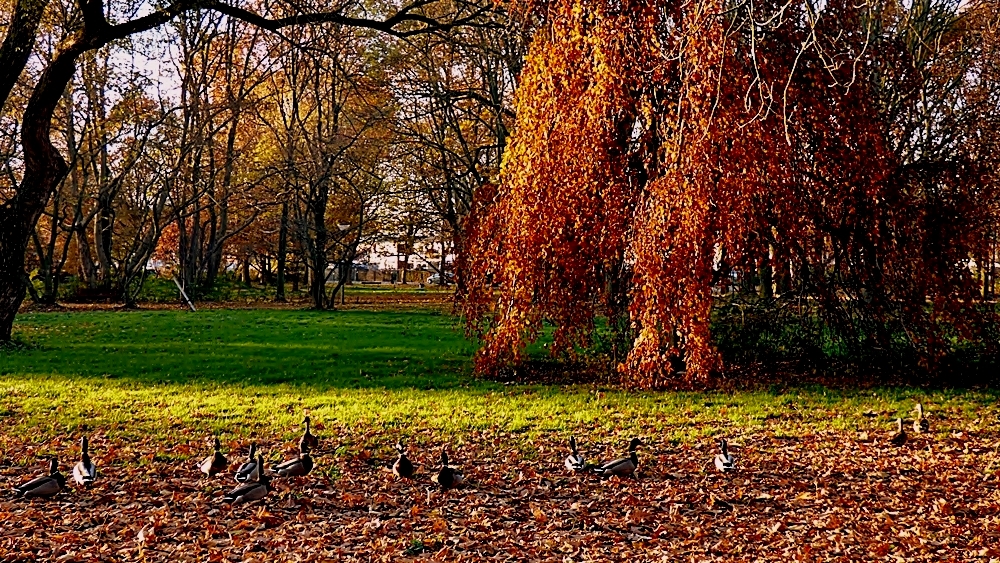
1, 0, 524, 310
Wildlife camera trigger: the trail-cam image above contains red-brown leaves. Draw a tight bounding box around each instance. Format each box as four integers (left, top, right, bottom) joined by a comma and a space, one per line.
462, 0, 1000, 387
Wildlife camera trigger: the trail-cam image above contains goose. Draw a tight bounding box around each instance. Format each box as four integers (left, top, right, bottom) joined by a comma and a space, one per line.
234, 444, 260, 483
223, 455, 270, 505
593, 438, 642, 478
431, 451, 464, 490
889, 418, 907, 447
299, 415, 319, 452
392, 440, 414, 479
714, 438, 735, 472
199, 437, 228, 476
14, 458, 65, 498
73, 436, 97, 487
913, 403, 930, 434
564, 436, 587, 472
272, 443, 314, 477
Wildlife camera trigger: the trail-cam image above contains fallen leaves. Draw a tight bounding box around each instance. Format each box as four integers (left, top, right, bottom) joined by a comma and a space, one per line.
1, 425, 1000, 561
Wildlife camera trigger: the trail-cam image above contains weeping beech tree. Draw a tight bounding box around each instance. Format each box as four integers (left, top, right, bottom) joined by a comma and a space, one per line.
460, 0, 1000, 387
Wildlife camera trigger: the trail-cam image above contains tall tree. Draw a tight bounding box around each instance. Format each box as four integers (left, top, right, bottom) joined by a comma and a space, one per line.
461, 0, 1000, 387
0, 0, 495, 339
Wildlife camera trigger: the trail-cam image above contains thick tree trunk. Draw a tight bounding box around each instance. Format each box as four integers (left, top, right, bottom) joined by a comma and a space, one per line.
308, 184, 329, 310
242, 258, 252, 286
0, 38, 79, 341
0, 206, 33, 340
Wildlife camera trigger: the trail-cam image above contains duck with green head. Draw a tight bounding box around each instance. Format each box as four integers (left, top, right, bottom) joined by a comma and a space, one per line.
392, 440, 414, 479
234, 443, 260, 483
224, 455, 271, 505
73, 436, 97, 487
431, 450, 464, 490
14, 458, 65, 498
564, 436, 587, 472
272, 443, 314, 477
593, 438, 642, 478
714, 438, 735, 472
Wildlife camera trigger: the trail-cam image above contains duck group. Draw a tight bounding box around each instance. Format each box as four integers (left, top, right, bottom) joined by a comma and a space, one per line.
9, 403, 933, 501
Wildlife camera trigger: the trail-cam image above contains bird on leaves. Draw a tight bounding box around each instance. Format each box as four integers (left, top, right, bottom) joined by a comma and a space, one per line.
714, 438, 735, 472
431, 450, 464, 490
234, 443, 260, 483
223, 455, 270, 505
593, 438, 642, 478
272, 443, 314, 477
199, 437, 228, 476
564, 436, 587, 472
913, 403, 930, 434
889, 418, 907, 447
14, 458, 65, 498
73, 436, 97, 487
299, 415, 319, 452
392, 440, 414, 479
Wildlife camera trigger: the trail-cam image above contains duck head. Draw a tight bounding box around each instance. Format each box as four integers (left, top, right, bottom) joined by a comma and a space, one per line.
256, 454, 270, 485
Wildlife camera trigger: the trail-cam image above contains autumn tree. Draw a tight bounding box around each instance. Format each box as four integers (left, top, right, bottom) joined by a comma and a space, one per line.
391, 19, 523, 260
0, 0, 495, 339
461, 0, 1000, 387
254, 23, 396, 309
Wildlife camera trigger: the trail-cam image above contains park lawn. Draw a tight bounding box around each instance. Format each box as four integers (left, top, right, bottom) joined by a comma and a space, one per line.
2, 308, 1000, 561
2, 308, 997, 444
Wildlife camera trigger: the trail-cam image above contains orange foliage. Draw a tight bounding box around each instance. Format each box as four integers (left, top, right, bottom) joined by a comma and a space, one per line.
461, 0, 1000, 387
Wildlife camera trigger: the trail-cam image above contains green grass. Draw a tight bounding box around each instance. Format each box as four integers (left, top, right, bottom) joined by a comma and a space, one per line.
2, 309, 998, 449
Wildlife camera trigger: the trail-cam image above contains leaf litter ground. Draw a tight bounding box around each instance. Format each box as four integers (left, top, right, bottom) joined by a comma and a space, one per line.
3, 421, 999, 562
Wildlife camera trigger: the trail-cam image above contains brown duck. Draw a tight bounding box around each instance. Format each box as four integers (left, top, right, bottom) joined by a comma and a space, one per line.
199, 437, 228, 476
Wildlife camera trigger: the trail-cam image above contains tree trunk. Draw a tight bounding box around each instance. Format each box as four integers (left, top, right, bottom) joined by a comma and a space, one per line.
0, 38, 79, 341
0, 207, 33, 340
276, 201, 288, 301
759, 248, 774, 299
308, 183, 329, 310
242, 258, 252, 286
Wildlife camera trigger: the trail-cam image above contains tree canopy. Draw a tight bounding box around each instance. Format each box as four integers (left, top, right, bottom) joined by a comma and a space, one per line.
460, 0, 1000, 387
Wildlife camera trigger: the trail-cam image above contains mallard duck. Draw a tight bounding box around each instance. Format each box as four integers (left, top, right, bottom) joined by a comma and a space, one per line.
223, 455, 270, 505
199, 437, 228, 476
889, 418, 907, 447
593, 438, 642, 477
431, 451, 464, 490
73, 436, 97, 487
234, 443, 260, 483
392, 440, 414, 479
714, 438, 735, 472
913, 403, 930, 434
272, 443, 314, 477
564, 436, 587, 472
14, 458, 65, 498
299, 415, 319, 452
